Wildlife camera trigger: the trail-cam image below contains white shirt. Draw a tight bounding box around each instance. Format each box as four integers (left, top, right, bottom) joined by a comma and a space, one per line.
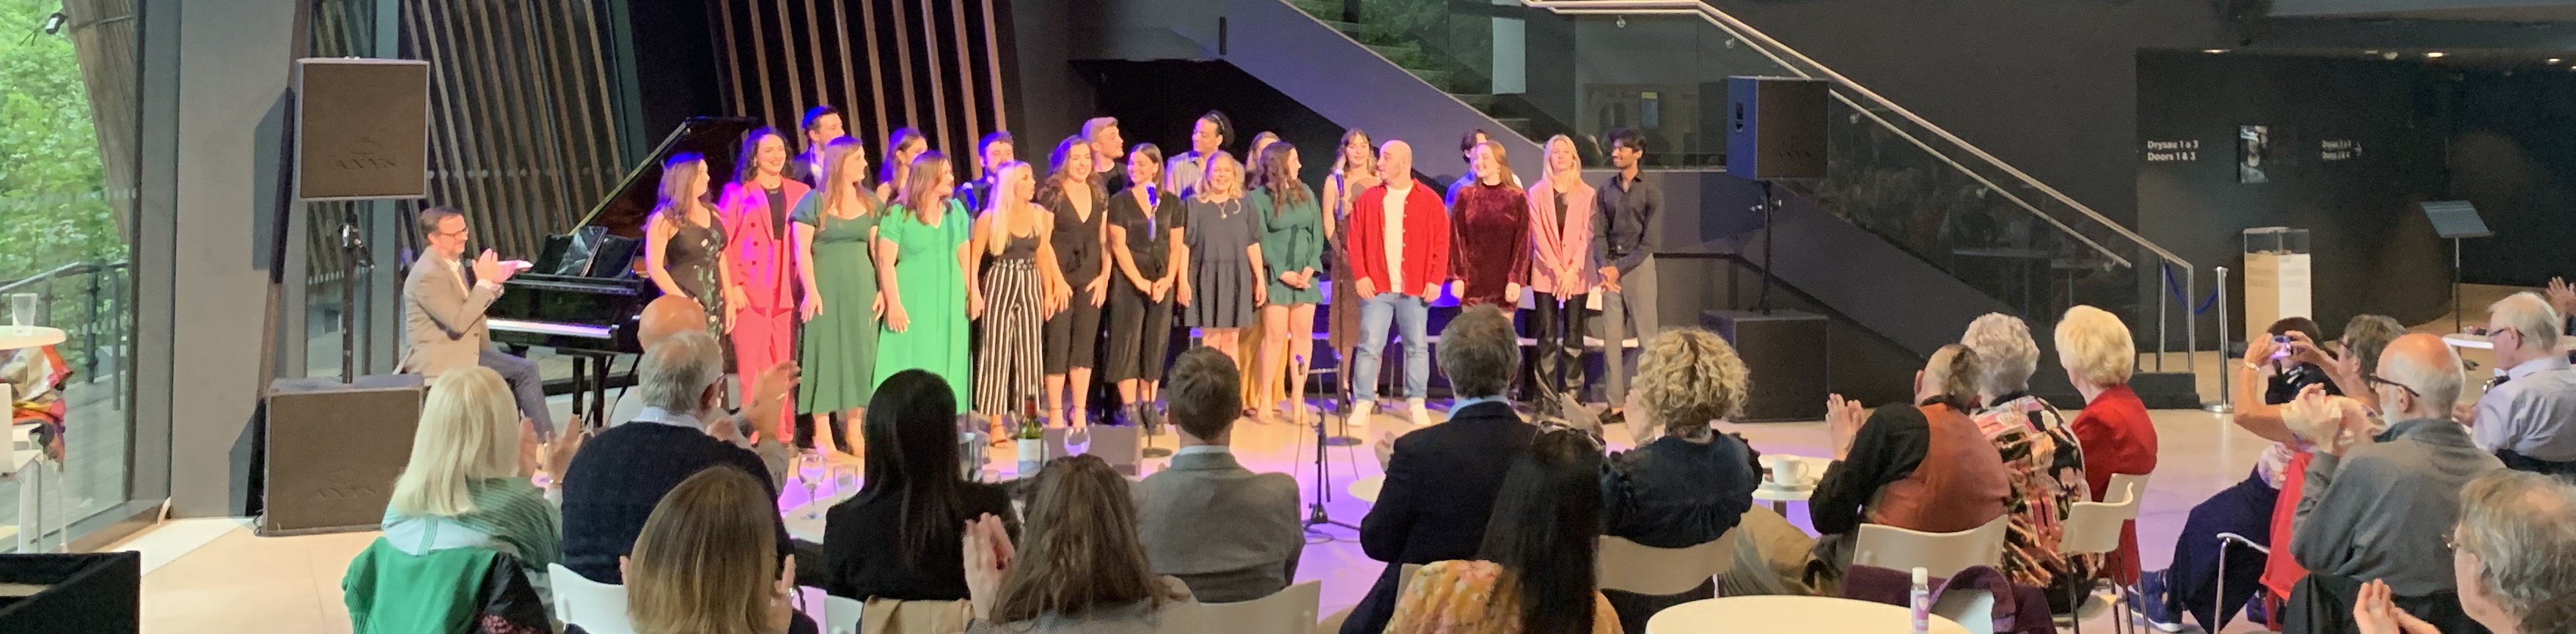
1175, 445, 1233, 457
1382, 180, 1411, 294
630, 406, 707, 430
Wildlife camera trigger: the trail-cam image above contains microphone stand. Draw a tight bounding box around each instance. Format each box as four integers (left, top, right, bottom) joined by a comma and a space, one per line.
337, 206, 373, 383
1302, 353, 1359, 538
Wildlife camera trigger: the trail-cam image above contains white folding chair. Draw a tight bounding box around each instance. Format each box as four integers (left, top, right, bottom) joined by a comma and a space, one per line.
824, 594, 867, 634
2061, 473, 2151, 634
1204, 581, 1322, 634
1852, 515, 2009, 579
1596, 531, 1738, 596
2212, 531, 2271, 632
546, 563, 636, 634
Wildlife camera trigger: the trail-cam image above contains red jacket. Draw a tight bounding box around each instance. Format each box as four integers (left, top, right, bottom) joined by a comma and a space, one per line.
1348, 180, 1450, 298
2070, 383, 2158, 583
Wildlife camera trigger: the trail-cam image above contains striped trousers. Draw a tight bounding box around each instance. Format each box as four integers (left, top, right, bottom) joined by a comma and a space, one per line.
975, 258, 1044, 416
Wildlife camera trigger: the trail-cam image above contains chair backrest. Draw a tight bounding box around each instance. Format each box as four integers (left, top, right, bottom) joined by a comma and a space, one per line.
826, 594, 867, 634
1596, 531, 1738, 595
2105, 473, 2148, 519
1852, 515, 2008, 579
1201, 581, 1322, 634
546, 562, 636, 634
2059, 500, 2126, 556
1401, 563, 1422, 593
1931, 589, 1997, 634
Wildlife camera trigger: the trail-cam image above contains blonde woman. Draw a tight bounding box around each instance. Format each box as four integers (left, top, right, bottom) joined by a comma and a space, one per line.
2056, 304, 2156, 584
625, 466, 798, 634
1526, 136, 1597, 416
645, 152, 734, 340
874, 152, 976, 405
791, 136, 881, 458
1181, 152, 1264, 364
972, 161, 1071, 422
1599, 328, 1758, 633
384, 366, 565, 598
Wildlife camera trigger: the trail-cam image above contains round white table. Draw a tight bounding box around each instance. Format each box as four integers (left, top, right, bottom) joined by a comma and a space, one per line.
1750, 483, 1813, 514
0, 327, 66, 353
1645, 595, 1970, 634
1348, 475, 1384, 503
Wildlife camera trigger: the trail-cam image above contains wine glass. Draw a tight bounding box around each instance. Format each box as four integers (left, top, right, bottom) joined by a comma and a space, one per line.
798, 451, 826, 520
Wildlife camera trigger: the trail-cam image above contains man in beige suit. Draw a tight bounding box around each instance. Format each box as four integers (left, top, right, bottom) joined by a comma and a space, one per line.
402, 206, 553, 439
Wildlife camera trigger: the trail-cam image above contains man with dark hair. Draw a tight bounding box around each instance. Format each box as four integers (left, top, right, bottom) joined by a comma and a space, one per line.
1134, 347, 1302, 602
400, 206, 552, 439
786, 106, 843, 186
1594, 128, 1662, 416
1341, 306, 1538, 634
956, 130, 1014, 213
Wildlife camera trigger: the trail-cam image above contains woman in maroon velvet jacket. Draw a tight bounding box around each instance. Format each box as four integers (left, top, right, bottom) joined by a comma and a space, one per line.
2055, 304, 2158, 584
1447, 141, 1528, 309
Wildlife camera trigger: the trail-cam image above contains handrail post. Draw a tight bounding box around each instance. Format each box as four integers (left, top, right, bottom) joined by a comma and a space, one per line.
85, 268, 99, 380
2206, 266, 2233, 413
2157, 262, 2169, 372
2185, 264, 2198, 380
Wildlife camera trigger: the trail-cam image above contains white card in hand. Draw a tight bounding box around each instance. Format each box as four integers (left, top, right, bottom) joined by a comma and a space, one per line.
1585, 288, 1604, 311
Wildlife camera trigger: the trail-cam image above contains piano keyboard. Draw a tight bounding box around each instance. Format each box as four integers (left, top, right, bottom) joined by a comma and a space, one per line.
488, 319, 614, 340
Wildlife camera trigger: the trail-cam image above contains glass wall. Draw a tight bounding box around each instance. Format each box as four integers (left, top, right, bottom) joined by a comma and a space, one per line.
0, 0, 142, 551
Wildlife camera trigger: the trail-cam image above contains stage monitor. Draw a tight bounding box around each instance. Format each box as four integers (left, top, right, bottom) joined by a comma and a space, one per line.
295, 58, 430, 201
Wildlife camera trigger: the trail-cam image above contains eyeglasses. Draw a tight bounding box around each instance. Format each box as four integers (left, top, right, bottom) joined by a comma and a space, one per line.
2364, 373, 2421, 399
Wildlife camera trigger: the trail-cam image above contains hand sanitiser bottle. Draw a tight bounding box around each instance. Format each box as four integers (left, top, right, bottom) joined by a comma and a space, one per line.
1909, 567, 1931, 634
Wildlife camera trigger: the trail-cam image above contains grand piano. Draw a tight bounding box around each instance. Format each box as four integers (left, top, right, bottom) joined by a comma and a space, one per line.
486, 117, 759, 424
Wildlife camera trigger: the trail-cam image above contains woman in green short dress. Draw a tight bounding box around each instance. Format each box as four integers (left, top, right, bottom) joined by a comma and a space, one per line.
1254, 141, 1325, 421
872, 151, 975, 405
793, 138, 879, 454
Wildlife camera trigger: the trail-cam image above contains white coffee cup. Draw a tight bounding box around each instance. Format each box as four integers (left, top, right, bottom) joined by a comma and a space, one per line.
1762, 455, 1812, 487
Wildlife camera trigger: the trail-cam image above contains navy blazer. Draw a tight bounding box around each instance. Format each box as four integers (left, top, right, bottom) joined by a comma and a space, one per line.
1339, 401, 1538, 634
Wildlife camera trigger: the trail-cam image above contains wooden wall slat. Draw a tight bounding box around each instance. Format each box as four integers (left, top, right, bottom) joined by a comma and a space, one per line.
712, 0, 1012, 188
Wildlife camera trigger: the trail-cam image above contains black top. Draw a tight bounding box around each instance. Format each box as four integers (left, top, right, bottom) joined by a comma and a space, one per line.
1592, 172, 1662, 275
1045, 183, 1108, 281
822, 481, 1021, 601
957, 178, 999, 218
766, 186, 790, 235
1108, 187, 1187, 279
1340, 401, 1538, 634
996, 226, 1041, 261
1601, 433, 1762, 549
1808, 401, 1941, 536
2266, 363, 2341, 405
558, 421, 791, 585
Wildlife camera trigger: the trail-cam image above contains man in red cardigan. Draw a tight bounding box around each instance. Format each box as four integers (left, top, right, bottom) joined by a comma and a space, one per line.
1347, 141, 1452, 427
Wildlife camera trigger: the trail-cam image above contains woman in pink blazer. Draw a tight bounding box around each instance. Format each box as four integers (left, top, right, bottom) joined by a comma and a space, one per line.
720, 128, 812, 439
1524, 135, 1597, 415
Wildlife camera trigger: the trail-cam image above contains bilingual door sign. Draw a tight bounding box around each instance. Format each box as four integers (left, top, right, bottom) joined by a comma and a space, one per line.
2145, 139, 2200, 163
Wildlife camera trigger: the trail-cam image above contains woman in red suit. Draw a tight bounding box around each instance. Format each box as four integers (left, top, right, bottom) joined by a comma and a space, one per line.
2053, 304, 2157, 585
721, 128, 812, 439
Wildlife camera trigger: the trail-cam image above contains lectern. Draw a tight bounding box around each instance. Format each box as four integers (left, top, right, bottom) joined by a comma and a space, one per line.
2421, 201, 2491, 333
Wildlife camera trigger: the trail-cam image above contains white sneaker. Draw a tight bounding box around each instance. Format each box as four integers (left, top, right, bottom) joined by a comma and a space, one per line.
1409, 398, 1432, 427
1350, 399, 1376, 421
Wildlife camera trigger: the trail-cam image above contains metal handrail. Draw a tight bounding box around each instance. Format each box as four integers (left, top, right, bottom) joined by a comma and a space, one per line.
1521, 0, 2192, 270
0, 261, 125, 295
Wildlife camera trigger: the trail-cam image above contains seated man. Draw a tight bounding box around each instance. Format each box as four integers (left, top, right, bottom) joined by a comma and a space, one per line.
400, 206, 552, 440
1340, 306, 1536, 634
558, 330, 799, 586
1807, 344, 2011, 580
2281, 333, 2504, 634
2473, 292, 2576, 475
606, 295, 715, 425
1134, 347, 1302, 603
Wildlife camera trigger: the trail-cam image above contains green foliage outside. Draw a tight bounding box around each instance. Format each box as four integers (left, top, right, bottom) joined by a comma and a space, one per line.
0, 0, 128, 284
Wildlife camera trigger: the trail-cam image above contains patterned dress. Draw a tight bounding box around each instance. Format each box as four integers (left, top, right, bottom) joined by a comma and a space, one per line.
1384, 560, 1624, 634
1970, 394, 2092, 589
658, 210, 728, 345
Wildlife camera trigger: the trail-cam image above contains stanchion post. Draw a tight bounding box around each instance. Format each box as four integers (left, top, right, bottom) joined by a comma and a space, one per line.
2206, 266, 2234, 413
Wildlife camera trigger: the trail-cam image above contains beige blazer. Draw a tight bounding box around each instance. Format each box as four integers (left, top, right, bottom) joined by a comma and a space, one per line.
400, 251, 501, 377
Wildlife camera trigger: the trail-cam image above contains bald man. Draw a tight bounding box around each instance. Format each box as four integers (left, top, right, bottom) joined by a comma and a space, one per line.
609, 295, 716, 424
2283, 333, 2503, 633
1346, 141, 1450, 427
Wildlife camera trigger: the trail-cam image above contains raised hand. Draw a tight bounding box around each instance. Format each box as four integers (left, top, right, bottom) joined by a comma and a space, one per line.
470, 249, 516, 284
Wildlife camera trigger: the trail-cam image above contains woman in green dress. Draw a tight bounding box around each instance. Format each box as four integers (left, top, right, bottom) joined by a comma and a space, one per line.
793, 137, 880, 458
872, 150, 975, 405
1253, 141, 1324, 423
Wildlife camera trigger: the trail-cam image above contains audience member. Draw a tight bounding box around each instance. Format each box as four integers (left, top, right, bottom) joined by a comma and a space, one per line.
2138, 316, 2344, 630
2473, 292, 2576, 474
610, 295, 725, 425
2055, 304, 2157, 584
1340, 306, 1539, 634
382, 366, 564, 601
1134, 347, 1302, 602
1597, 328, 1759, 633
1384, 427, 1622, 634
1805, 344, 2011, 583
2282, 333, 2503, 634
2353, 470, 2576, 634
826, 369, 1021, 605
625, 466, 798, 634
559, 331, 795, 585
1957, 313, 2089, 603
961, 454, 1206, 634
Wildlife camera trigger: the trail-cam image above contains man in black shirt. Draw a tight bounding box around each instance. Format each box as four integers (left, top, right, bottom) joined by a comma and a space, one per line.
1593, 128, 1662, 412
1086, 117, 1127, 193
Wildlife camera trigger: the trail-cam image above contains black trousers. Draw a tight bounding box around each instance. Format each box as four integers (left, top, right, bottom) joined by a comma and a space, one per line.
1103, 275, 1174, 384
1530, 292, 1590, 412
1045, 286, 1104, 374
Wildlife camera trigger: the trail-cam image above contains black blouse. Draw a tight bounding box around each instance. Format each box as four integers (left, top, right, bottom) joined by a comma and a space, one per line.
1108, 187, 1188, 279
822, 482, 1020, 601
1045, 183, 1110, 281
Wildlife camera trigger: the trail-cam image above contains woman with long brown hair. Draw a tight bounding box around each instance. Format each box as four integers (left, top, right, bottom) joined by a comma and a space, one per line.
873, 151, 976, 404
625, 466, 796, 634
722, 128, 813, 439
1321, 130, 1376, 402
790, 136, 881, 458
645, 152, 733, 342
961, 454, 1203, 633
1102, 145, 1184, 427
1039, 136, 1110, 428
1255, 141, 1324, 424
876, 127, 929, 203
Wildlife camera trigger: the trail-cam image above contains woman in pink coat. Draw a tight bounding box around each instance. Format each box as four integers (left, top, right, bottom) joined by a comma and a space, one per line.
1524, 135, 1597, 416
720, 128, 812, 439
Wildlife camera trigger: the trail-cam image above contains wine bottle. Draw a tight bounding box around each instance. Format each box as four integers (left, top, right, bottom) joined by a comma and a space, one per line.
1016, 394, 1046, 476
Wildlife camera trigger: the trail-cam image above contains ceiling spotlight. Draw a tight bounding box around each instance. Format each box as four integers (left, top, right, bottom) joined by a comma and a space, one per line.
2202, 48, 2226, 54
2552, 58, 2564, 64
2382, 51, 2401, 60
2426, 51, 2448, 58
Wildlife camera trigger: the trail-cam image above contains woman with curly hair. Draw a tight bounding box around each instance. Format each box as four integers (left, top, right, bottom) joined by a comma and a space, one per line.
1597, 328, 1761, 633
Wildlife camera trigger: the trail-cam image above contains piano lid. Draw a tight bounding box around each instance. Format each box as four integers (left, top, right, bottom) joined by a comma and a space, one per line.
565, 117, 763, 240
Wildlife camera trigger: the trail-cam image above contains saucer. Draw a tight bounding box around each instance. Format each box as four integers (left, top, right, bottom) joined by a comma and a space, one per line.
1758, 481, 1816, 493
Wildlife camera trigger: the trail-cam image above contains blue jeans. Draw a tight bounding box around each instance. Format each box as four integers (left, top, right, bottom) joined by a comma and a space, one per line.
1354, 292, 1429, 402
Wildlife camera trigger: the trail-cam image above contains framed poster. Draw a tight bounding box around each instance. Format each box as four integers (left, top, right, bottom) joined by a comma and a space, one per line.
2238, 125, 2269, 184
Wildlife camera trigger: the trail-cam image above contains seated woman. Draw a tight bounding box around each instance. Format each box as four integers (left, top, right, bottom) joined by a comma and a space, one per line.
382, 366, 564, 600
961, 454, 1204, 634
1599, 328, 1760, 633
1806, 344, 2011, 586
2055, 305, 2158, 586
1959, 314, 2088, 608
826, 369, 1020, 603
1381, 427, 1624, 634
625, 466, 798, 634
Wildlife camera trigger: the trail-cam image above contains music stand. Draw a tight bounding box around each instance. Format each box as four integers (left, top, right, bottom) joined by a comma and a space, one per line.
2422, 201, 2491, 333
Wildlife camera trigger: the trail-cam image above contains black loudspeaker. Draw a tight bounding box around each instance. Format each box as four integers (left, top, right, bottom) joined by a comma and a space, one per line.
1725, 76, 1829, 180
0, 552, 141, 634
259, 375, 426, 536
1703, 310, 1828, 422
295, 58, 431, 201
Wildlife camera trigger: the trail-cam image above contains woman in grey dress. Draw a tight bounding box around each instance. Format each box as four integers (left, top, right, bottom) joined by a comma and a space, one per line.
1181, 151, 1263, 364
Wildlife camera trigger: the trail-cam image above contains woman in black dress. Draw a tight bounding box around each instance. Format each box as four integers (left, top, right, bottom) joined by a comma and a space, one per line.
643, 152, 733, 342
1039, 136, 1111, 428
1104, 144, 1184, 426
